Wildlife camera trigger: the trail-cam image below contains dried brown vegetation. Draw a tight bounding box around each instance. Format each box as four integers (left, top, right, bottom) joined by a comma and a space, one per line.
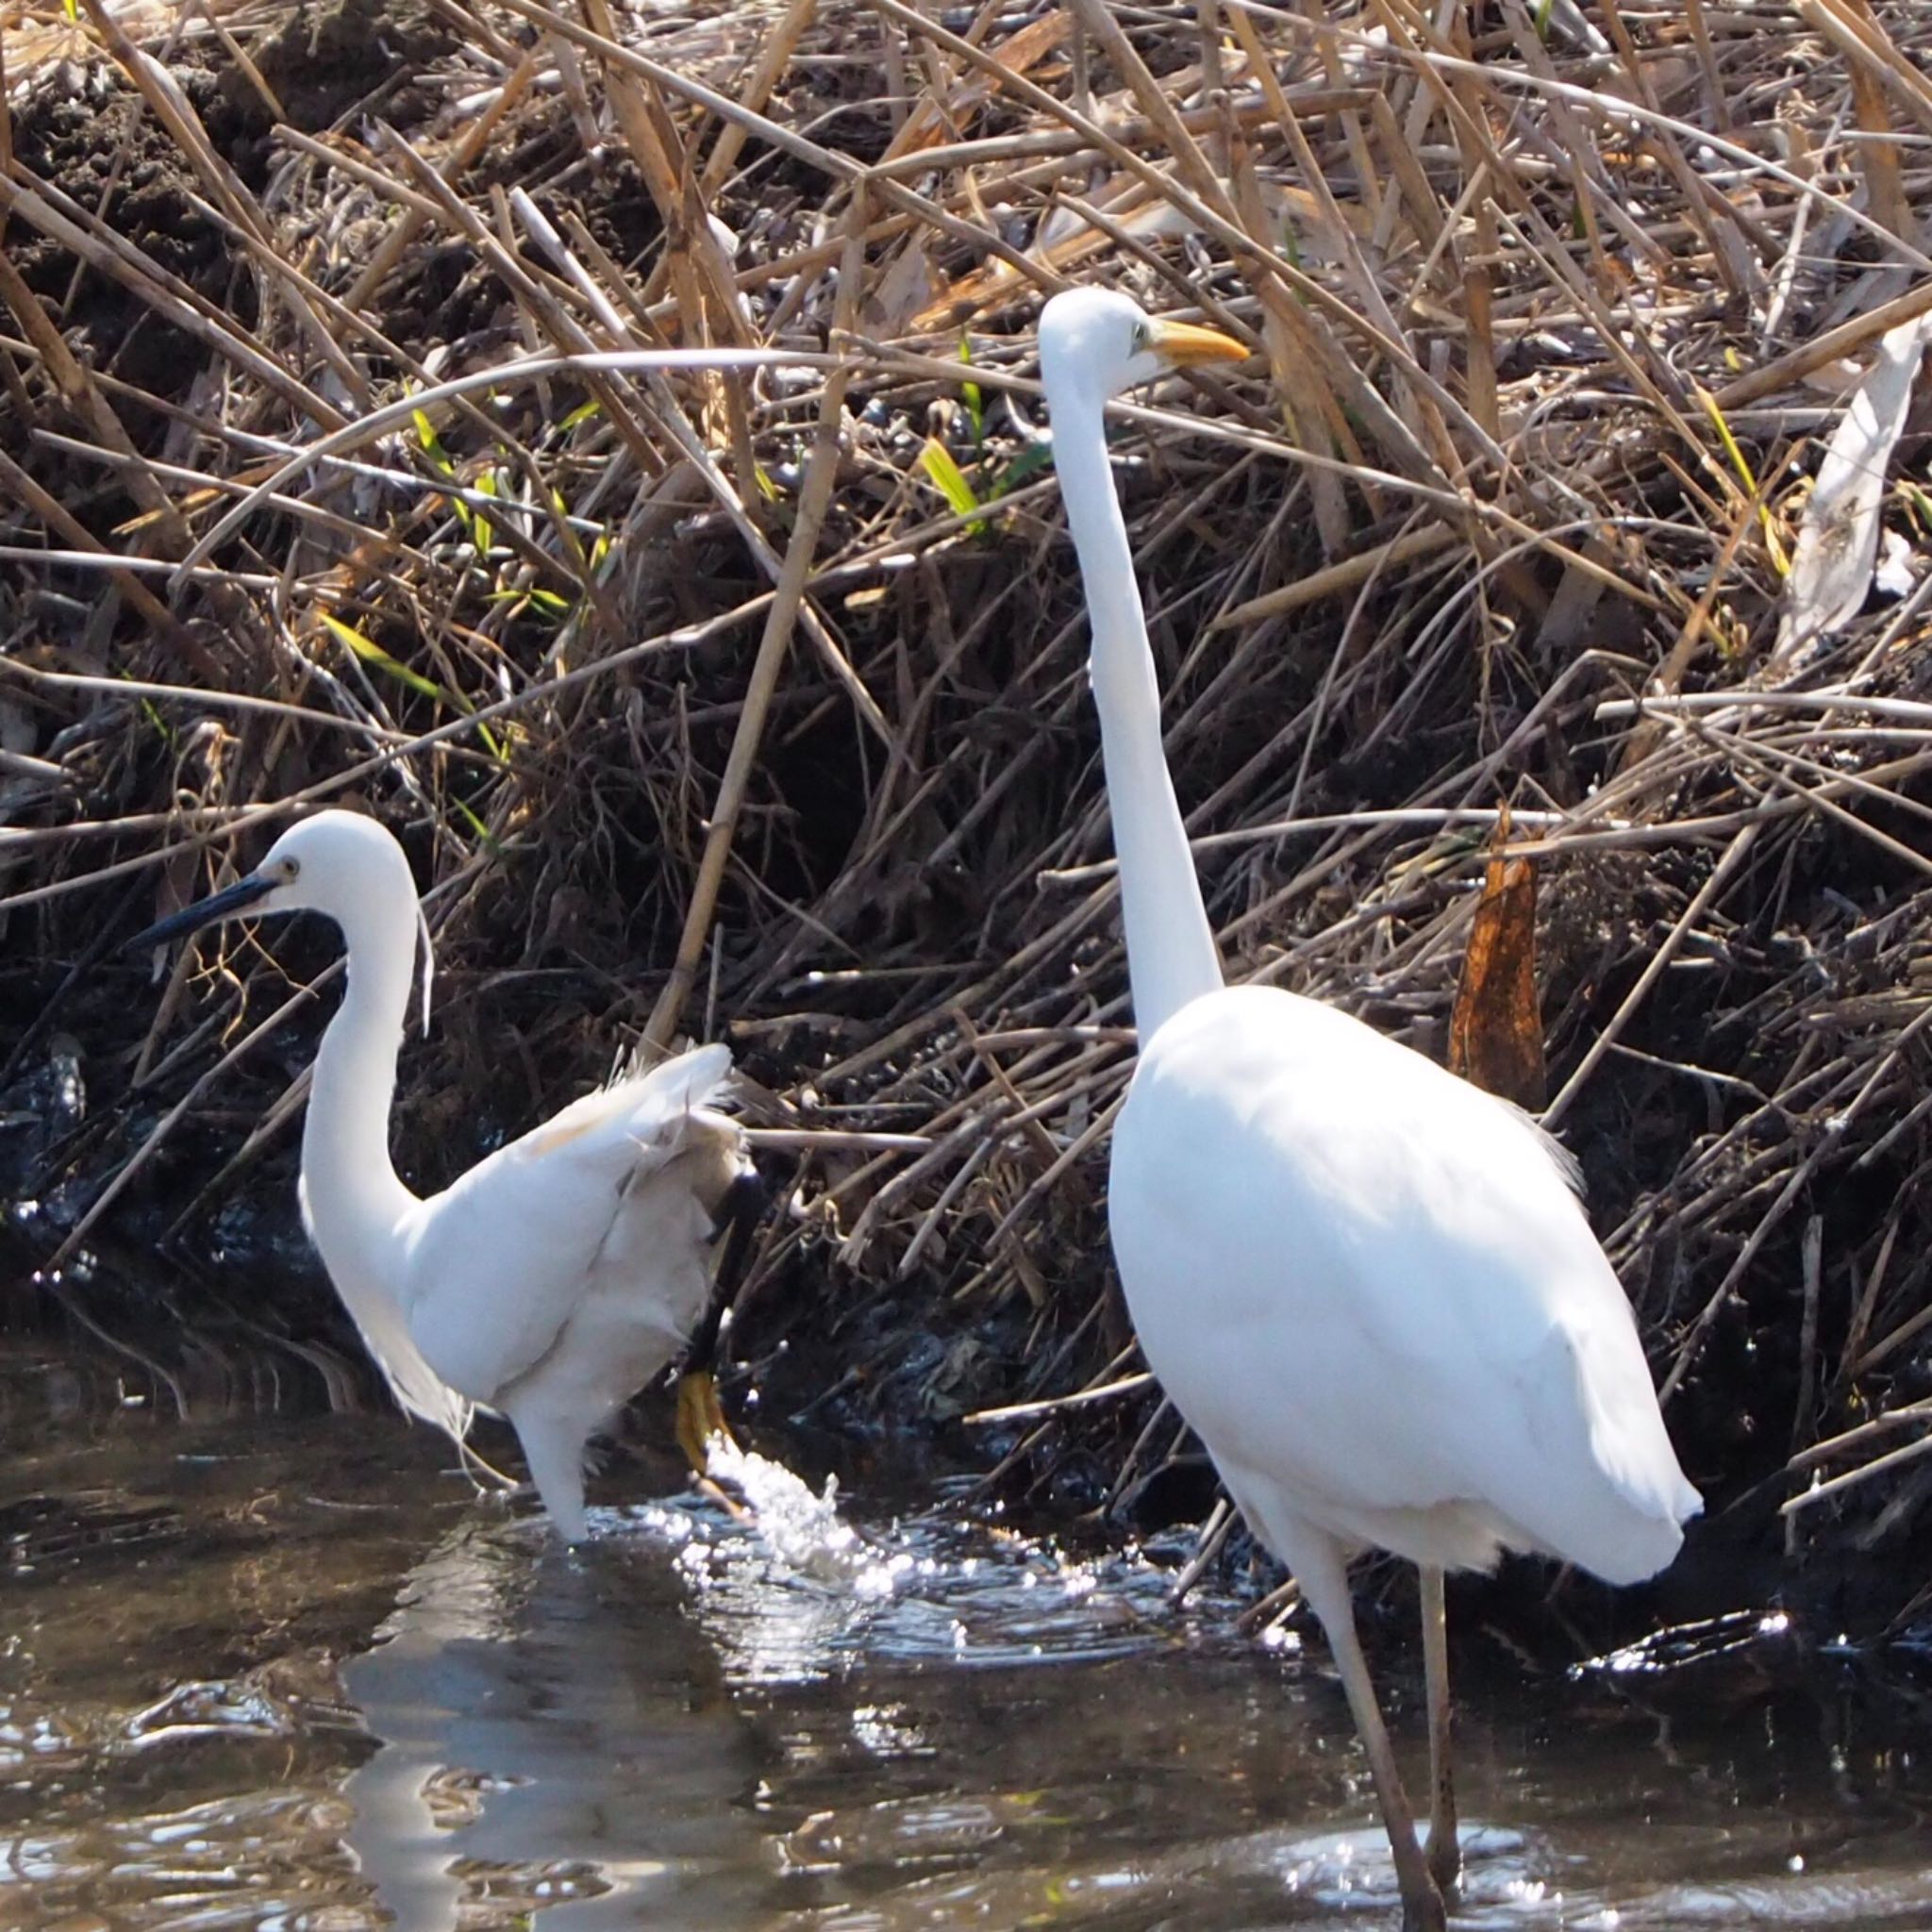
4, 0, 1932, 1617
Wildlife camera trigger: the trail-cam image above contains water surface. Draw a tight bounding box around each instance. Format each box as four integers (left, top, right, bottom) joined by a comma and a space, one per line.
3, 1341, 1929, 1930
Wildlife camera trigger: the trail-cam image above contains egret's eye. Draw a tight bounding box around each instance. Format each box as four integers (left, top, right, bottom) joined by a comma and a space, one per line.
1129, 321, 1150, 354
280, 858, 301, 883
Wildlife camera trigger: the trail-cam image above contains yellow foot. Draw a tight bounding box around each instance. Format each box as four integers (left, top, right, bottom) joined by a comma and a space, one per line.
675, 1367, 740, 1476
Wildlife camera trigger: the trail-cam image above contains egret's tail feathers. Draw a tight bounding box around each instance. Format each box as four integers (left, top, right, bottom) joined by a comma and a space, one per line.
617, 1041, 737, 1143
517, 1041, 737, 1165
1578, 1332, 1703, 1538
611, 1037, 735, 1100
1595, 1441, 1703, 1550
1572, 1400, 1702, 1587
1511, 1316, 1702, 1588
654, 1041, 736, 1111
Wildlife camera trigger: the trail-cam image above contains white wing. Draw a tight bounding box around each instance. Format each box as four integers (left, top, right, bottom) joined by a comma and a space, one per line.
1111, 985, 1699, 1587
394, 1043, 737, 1404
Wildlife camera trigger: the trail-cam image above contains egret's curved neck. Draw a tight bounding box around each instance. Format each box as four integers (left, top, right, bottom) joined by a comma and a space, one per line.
1054, 387, 1223, 1039
303, 896, 419, 1255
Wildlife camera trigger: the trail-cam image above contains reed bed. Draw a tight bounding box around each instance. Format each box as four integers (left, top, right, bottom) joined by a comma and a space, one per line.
4, 0, 1932, 1618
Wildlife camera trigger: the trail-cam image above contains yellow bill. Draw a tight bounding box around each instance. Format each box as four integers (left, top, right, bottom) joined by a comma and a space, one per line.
1148, 317, 1250, 367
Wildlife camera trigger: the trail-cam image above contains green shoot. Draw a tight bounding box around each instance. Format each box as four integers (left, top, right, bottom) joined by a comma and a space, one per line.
471, 469, 497, 558
322, 611, 457, 706
959, 337, 984, 446
1695, 387, 1790, 577
918, 438, 984, 534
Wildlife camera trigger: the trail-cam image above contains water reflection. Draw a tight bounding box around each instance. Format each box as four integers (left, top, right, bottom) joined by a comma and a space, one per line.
340, 1477, 1239, 1930
3, 1347, 1932, 1931
345, 1518, 765, 1930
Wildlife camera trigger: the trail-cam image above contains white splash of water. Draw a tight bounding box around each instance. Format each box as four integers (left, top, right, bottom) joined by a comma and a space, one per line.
701, 1434, 908, 1598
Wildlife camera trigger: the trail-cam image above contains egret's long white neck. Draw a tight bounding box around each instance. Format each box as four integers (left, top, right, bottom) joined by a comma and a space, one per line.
302, 893, 420, 1257
1053, 387, 1224, 1039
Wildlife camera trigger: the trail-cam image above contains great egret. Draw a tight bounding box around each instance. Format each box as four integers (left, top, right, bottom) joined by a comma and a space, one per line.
129, 809, 761, 1542
1037, 287, 1700, 1932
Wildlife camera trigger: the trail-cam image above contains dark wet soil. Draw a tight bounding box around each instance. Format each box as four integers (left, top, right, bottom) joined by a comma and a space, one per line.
5, 66, 256, 417
242, 0, 457, 133
0, 0, 465, 494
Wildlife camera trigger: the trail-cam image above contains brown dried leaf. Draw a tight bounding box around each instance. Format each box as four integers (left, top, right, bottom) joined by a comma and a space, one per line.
864, 233, 941, 336
1448, 811, 1545, 1111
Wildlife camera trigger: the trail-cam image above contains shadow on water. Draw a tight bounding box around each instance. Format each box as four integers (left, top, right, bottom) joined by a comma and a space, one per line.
3, 1335, 1931, 1931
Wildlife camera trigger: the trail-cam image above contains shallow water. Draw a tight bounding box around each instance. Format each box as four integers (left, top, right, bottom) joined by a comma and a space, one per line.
3, 1342, 1930, 1932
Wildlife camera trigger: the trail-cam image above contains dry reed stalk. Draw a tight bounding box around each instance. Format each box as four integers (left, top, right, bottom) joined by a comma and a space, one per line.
644, 197, 871, 1050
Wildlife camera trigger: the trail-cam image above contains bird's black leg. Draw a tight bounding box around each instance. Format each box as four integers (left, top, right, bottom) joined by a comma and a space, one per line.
675, 1167, 768, 1471
691, 1168, 769, 1374
1421, 1564, 1461, 1901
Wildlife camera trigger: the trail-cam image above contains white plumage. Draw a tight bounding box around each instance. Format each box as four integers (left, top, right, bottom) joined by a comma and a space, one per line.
1038, 286, 1698, 1932
133, 809, 750, 1542
1114, 986, 1697, 1586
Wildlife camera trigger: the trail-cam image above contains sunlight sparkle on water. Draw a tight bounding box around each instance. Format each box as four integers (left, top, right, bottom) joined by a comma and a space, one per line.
700, 1435, 919, 1597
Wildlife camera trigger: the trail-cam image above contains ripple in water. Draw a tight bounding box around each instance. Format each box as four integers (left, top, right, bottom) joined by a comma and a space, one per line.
7, 1386, 1932, 1932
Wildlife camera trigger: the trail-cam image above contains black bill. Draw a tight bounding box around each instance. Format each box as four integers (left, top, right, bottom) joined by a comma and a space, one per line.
125, 872, 278, 952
